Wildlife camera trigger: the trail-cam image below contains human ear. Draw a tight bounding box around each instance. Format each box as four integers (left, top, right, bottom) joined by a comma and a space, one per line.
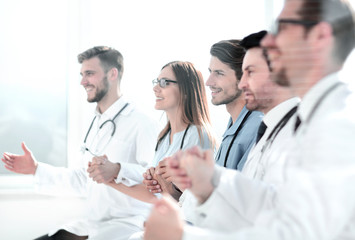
311, 21, 333, 49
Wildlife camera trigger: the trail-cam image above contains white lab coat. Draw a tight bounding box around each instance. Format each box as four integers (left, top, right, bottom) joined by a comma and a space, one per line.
34, 97, 159, 240
183, 73, 355, 239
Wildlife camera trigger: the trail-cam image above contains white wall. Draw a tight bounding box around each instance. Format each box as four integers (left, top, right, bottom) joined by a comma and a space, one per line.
1, 0, 354, 239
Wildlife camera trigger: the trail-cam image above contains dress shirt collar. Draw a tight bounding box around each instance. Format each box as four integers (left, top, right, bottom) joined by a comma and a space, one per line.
224, 105, 249, 137
94, 96, 131, 120
298, 72, 341, 124
263, 97, 300, 130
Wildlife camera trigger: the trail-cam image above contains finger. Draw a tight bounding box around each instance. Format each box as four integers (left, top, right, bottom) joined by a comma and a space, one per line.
146, 182, 161, 191
21, 142, 31, 155
168, 167, 187, 178
158, 158, 168, 167
151, 189, 161, 193
89, 169, 100, 179
155, 166, 166, 175
168, 156, 180, 169
2, 155, 12, 164
3, 154, 14, 161
148, 167, 155, 177
2, 158, 14, 168
144, 179, 158, 188
187, 146, 203, 157
144, 172, 152, 180
87, 165, 96, 173
93, 174, 103, 183
161, 172, 171, 181
4, 165, 16, 172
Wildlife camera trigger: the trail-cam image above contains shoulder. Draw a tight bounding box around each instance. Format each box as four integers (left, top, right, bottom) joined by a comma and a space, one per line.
186, 124, 214, 149
123, 103, 159, 129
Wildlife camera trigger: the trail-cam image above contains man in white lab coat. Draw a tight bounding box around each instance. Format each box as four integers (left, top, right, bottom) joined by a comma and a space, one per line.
143, 0, 355, 239
179, 30, 301, 230
2, 46, 158, 240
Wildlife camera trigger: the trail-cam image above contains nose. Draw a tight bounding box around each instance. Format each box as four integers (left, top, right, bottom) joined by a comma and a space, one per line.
206, 74, 214, 87
80, 76, 87, 86
153, 83, 161, 93
238, 73, 247, 90
260, 33, 276, 48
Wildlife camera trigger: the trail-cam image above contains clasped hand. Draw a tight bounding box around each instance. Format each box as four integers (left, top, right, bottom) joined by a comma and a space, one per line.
87, 155, 120, 184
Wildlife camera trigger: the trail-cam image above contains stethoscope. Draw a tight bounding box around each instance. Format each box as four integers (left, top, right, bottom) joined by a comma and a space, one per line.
155, 124, 190, 151
215, 111, 252, 167
81, 103, 129, 156
257, 81, 342, 179
260, 105, 298, 154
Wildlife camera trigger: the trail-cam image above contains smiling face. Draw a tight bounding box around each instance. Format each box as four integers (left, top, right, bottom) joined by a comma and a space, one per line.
153, 65, 181, 114
80, 57, 109, 103
238, 48, 276, 113
206, 56, 242, 106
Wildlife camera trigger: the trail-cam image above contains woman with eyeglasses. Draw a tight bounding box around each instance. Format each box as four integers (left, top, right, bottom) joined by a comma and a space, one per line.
91, 61, 216, 209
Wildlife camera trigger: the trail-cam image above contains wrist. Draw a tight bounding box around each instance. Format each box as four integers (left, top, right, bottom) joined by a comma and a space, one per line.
197, 167, 219, 204
197, 183, 214, 204
115, 162, 121, 178
32, 161, 38, 175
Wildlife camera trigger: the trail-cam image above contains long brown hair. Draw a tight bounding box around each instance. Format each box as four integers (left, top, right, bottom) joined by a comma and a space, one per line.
156, 61, 215, 149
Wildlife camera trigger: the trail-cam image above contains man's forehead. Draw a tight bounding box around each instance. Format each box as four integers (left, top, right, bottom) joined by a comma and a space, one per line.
242, 48, 265, 68
279, 0, 302, 19
81, 57, 102, 70
209, 56, 229, 70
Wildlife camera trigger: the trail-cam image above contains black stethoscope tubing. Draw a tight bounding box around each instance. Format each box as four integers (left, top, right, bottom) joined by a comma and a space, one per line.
223, 111, 252, 167
83, 103, 129, 145
155, 124, 191, 151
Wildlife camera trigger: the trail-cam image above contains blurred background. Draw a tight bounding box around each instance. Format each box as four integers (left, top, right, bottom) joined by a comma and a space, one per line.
0, 0, 354, 239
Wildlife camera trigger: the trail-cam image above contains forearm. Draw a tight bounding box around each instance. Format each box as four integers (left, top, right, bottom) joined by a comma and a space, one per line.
107, 182, 158, 204
34, 163, 87, 196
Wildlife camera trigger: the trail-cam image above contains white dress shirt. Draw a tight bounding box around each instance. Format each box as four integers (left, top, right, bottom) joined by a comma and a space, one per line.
242, 97, 300, 181
183, 73, 355, 240
34, 97, 159, 239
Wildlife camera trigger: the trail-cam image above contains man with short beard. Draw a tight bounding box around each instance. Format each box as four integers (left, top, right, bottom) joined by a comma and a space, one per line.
206, 39, 263, 170
2, 46, 159, 240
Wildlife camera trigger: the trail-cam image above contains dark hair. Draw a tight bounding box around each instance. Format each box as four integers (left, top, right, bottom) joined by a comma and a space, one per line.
210, 40, 245, 80
240, 30, 272, 71
77, 46, 124, 81
297, 0, 355, 64
240, 30, 267, 50
157, 61, 215, 148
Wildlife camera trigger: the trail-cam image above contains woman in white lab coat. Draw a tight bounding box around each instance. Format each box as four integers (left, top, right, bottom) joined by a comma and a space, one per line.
91, 61, 216, 203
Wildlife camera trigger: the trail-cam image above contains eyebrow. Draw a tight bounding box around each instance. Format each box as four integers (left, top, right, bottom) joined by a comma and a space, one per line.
80, 70, 95, 76
209, 68, 225, 74
243, 65, 256, 71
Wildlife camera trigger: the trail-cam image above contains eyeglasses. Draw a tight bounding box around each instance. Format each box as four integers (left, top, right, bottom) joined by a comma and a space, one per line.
270, 18, 319, 35
152, 78, 178, 88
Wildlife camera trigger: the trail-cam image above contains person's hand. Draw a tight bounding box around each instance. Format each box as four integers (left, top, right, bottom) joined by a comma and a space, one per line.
143, 167, 161, 193
89, 155, 107, 167
144, 194, 184, 240
1, 142, 38, 175
155, 157, 172, 181
172, 146, 215, 203
87, 155, 120, 184
167, 147, 204, 191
